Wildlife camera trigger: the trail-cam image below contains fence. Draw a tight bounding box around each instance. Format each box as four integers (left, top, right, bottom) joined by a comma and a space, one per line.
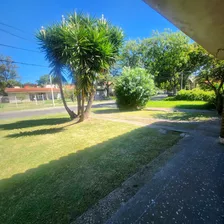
0, 95, 75, 112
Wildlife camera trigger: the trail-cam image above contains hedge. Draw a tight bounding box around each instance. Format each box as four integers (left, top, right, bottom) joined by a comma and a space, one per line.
172, 89, 215, 103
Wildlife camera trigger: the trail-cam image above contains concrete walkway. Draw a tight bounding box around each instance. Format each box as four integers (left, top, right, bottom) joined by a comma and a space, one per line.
106, 120, 224, 224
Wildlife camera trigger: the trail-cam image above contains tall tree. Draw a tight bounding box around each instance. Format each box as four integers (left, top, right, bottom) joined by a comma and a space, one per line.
37, 13, 123, 121
194, 44, 224, 114
119, 40, 142, 68
60, 13, 123, 121
140, 30, 192, 94
0, 55, 19, 95
37, 25, 77, 119
36, 74, 53, 86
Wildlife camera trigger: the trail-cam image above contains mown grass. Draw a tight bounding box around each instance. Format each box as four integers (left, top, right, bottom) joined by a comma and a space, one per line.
92, 108, 217, 121
146, 100, 215, 110
0, 114, 180, 224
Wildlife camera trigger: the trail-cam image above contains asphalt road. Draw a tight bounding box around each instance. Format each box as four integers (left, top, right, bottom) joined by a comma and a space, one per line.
0, 101, 116, 120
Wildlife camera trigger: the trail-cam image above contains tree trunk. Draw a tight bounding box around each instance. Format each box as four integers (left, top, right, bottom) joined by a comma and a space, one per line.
173, 86, 177, 95
77, 92, 82, 116
85, 88, 96, 118
219, 98, 224, 143
58, 78, 77, 120
216, 93, 223, 115
79, 90, 85, 122
106, 84, 110, 98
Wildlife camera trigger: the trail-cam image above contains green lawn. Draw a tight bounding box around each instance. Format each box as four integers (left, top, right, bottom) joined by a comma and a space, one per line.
146, 100, 215, 110
0, 114, 180, 224
92, 108, 217, 121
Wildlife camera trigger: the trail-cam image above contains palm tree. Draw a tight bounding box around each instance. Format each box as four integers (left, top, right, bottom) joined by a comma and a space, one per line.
37, 13, 123, 122
62, 13, 124, 121
36, 25, 77, 119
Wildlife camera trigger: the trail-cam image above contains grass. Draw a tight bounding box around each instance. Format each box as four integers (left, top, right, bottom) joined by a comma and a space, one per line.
92, 108, 217, 121
146, 100, 215, 110
0, 114, 180, 224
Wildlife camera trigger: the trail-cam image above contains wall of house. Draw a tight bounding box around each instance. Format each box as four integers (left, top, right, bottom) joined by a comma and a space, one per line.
6, 93, 30, 103
46, 92, 61, 100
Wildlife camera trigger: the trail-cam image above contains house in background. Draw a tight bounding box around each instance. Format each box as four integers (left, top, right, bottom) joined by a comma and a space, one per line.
4, 85, 60, 103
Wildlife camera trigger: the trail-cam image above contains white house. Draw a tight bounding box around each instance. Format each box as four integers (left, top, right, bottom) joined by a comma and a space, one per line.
4, 86, 60, 103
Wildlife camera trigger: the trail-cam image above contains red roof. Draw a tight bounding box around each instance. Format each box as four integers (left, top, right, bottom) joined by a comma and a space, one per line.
5, 87, 60, 93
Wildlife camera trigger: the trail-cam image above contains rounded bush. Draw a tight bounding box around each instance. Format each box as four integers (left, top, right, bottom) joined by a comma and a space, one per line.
115, 67, 155, 109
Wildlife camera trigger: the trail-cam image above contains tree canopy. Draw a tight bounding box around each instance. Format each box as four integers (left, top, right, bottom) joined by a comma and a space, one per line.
0, 55, 19, 95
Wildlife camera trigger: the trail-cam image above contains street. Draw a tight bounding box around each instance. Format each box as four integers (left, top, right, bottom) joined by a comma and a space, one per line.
0, 101, 116, 120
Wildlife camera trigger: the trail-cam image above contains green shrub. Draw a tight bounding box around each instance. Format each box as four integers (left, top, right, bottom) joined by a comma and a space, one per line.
115, 67, 155, 109
174, 89, 215, 103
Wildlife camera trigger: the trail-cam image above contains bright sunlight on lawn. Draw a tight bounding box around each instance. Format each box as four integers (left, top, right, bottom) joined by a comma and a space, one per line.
146, 100, 214, 110
0, 114, 180, 224
92, 108, 217, 121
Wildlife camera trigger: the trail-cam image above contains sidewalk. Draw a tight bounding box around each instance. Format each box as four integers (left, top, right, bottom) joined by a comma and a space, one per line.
145, 107, 216, 114
106, 121, 224, 224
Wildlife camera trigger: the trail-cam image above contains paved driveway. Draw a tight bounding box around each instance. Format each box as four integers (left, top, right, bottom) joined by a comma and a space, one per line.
106, 121, 224, 224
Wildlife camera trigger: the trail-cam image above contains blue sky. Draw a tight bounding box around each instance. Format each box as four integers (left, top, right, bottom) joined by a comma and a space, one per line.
1, 0, 178, 83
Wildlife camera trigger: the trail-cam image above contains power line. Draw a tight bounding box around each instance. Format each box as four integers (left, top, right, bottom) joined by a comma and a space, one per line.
0, 22, 25, 32
0, 28, 33, 42
0, 59, 48, 68
0, 43, 40, 53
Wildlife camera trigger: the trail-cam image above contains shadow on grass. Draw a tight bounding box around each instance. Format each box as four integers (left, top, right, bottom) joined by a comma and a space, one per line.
92, 103, 116, 108
7, 127, 65, 138
0, 124, 181, 224
0, 117, 70, 130
152, 112, 215, 121
92, 108, 121, 114
92, 108, 140, 115
173, 103, 215, 110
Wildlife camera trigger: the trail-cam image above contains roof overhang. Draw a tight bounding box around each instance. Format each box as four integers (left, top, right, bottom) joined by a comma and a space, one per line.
143, 0, 224, 59
5, 88, 60, 93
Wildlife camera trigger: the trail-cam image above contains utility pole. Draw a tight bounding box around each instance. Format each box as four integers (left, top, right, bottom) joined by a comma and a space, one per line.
50, 75, 55, 107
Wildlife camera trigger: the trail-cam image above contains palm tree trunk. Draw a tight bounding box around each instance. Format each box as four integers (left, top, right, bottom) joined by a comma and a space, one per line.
84, 88, 96, 118
77, 92, 82, 116
79, 90, 85, 122
58, 78, 77, 120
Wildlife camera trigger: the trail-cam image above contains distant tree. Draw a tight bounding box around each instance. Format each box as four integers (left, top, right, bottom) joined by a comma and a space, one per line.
16, 93, 26, 102
140, 30, 193, 94
193, 44, 224, 114
0, 55, 19, 95
97, 73, 115, 97
120, 40, 142, 68
36, 74, 50, 86
23, 82, 37, 87
7, 80, 22, 87
64, 87, 75, 102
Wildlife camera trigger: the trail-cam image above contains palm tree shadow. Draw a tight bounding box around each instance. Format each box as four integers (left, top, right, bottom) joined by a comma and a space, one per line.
6, 127, 65, 138
0, 118, 70, 130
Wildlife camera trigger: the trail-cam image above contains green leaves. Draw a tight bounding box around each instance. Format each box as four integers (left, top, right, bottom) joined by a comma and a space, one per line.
36, 12, 124, 96
115, 67, 155, 109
